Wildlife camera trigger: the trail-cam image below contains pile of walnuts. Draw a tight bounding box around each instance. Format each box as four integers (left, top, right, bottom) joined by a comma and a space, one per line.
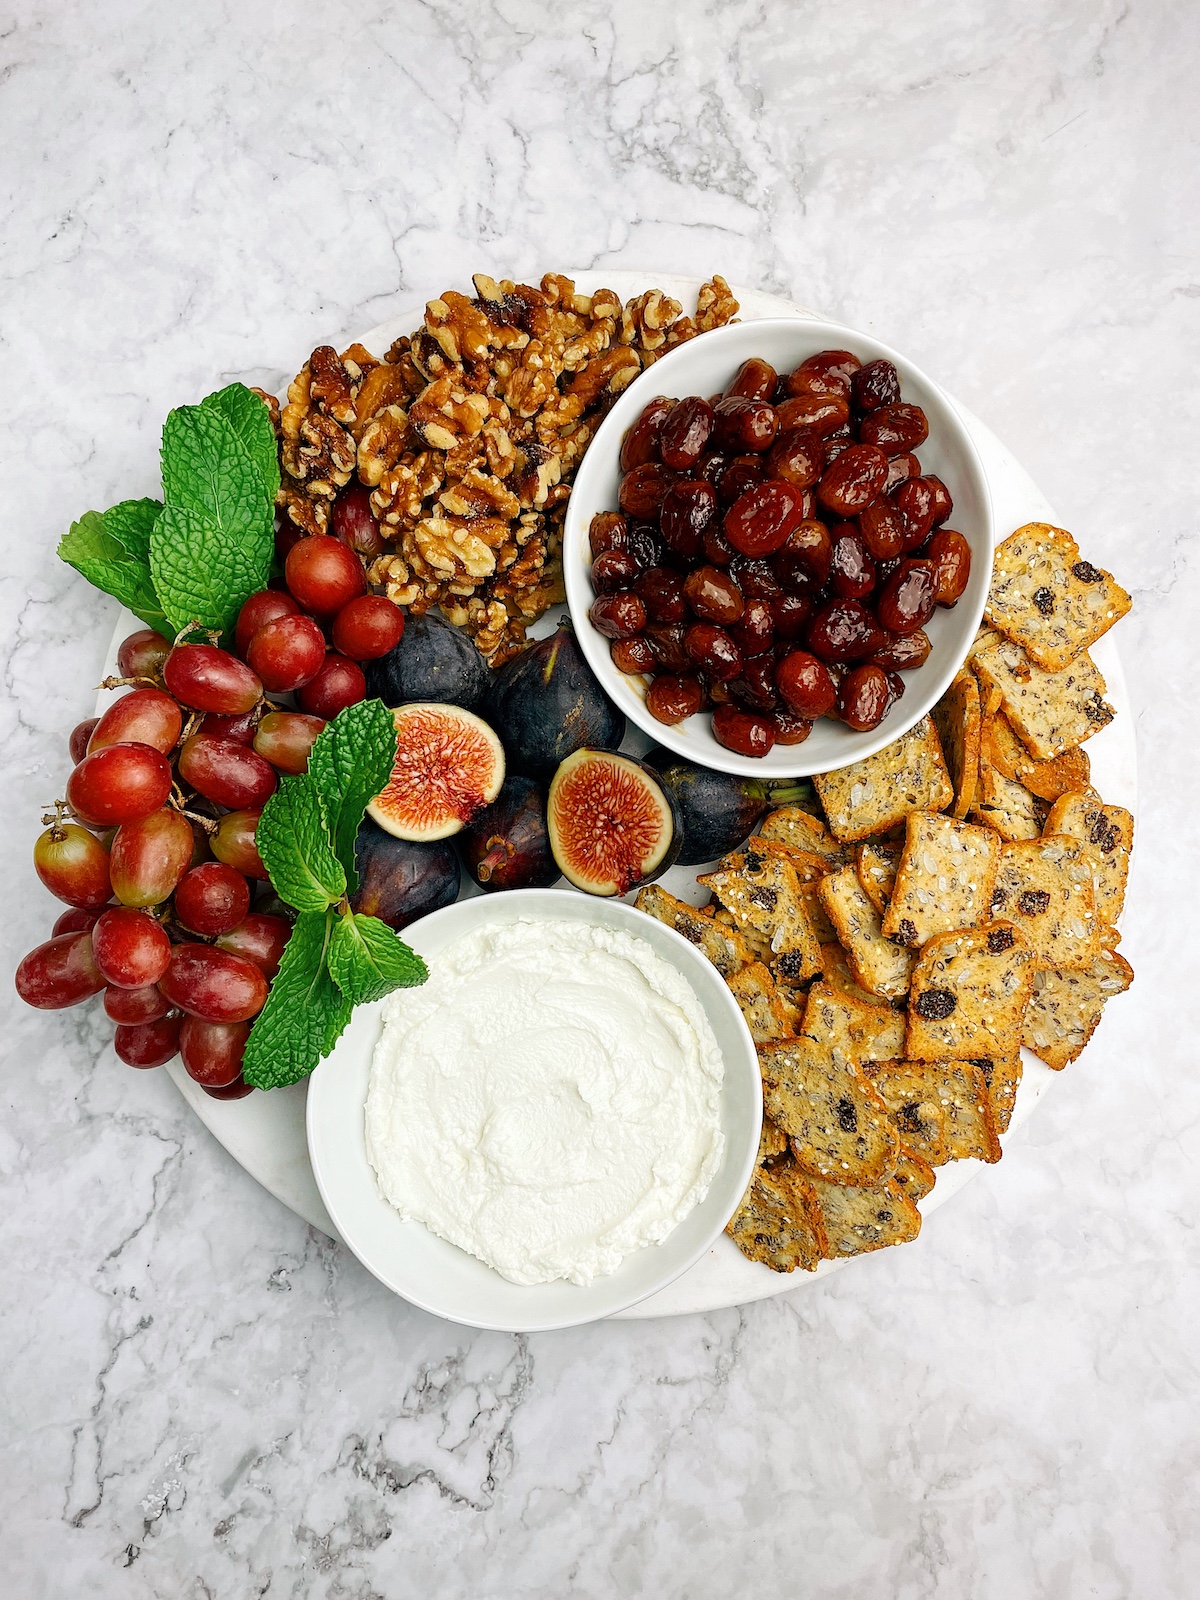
273, 273, 739, 664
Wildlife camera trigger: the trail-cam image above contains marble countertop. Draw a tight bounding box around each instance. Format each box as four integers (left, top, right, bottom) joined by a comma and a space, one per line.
2, 2, 1196, 1594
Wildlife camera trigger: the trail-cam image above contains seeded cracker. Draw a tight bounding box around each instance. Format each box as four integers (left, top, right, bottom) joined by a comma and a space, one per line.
725, 1140, 827, 1272
813, 716, 953, 843
881, 812, 1000, 949
969, 1051, 1023, 1134
856, 839, 902, 915
802, 979, 866, 1065
862, 1061, 950, 1165
905, 924, 1035, 1061
758, 841, 839, 942
634, 885, 751, 979
727, 962, 798, 1045
891, 1145, 937, 1203
972, 747, 1046, 841
868, 1059, 1001, 1163
810, 1175, 922, 1258
930, 668, 982, 819
984, 708, 1092, 802
1044, 792, 1134, 928
971, 635, 1114, 761
757, 808, 847, 865
698, 845, 822, 981
985, 523, 1131, 672
1022, 948, 1134, 1070
819, 867, 915, 1000
758, 1035, 899, 1186
990, 835, 1100, 970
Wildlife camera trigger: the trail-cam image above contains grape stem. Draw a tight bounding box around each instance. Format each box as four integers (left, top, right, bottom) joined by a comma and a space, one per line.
97, 674, 160, 692
40, 799, 71, 839
174, 621, 221, 648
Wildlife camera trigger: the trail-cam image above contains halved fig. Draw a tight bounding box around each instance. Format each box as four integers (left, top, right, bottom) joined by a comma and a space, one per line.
547, 749, 681, 896
367, 703, 505, 843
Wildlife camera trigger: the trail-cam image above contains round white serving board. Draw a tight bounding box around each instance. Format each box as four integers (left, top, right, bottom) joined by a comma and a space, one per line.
97, 275, 1136, 1321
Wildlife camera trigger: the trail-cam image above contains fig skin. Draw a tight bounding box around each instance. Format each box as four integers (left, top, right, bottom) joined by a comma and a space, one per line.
351, 817, 461, 930
363, 611, 491, 713
459, 776, 559, 892
547, 748, 682, 896
643, 747, 768, 867
484, 621, 625, 781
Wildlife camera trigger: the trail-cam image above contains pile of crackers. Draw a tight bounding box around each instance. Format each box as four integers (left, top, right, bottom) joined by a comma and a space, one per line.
636, 523, 1135, 1272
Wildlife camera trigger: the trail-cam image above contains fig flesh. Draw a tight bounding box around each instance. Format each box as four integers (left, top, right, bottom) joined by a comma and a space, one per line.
459, 775, 559, 892
644, 746, 768, 866
547, 749, 680, 896
484, 621, 625, 780
352, 817, 461, 930
363, 611, 491, 713
368, 703, 505, 843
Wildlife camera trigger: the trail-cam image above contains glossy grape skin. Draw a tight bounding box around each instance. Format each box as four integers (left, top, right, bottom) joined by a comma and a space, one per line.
53, 906, 103, 936
163, 644, 263, 714
104, 983, 171, 1024
91, 907, 172, 988
114, 1014, 182, 1069
159, 943, 269, 1023
331, 595, 405, 660
180, 1018, 250, 1088
196, 708, 258, 745
87, 688, 183, 756
245, 613, 327, 693
202, 1074, 255, 1100
296, 654, 366, 719
285, 535, 367, 616
210, 810, 269, 879
252, 711, 325, 775
173, 863, 251, 937
215, 913, 291, 980
108, 808, 194, 907
117, 629, 172, 681
34, 822, 112, 908
69, 718, 100, 763
178, 736, 278, 810
331, 483, 385, 560
235, 589, 299, 658
15, 931, 105, 1009
66, 742, 174, 826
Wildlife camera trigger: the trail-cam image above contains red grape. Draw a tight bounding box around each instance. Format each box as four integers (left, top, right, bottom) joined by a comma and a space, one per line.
91, 907, 172, 988
331, 484, 384, 560
196, 709, 258, 745
252, 711, 324, 775
87, 688, 182, 757
235, 589, 299, 659
117, 629, 172, 681
114, 1013, 182, 1069
178, 736, 278, 810
15, 931, 105, 1009
285, 535, 367, 615
34, 822, 112, 908
296, 654, 365, 719
109, 808, 195, 906
215, 912, 291, 979
159, 943, 268, 1022
66, 742, 173, 827
69, 718, 100, 763
180, 1017, 250, 1088
210, 810, 268, 879
53, 906, 104, 936
163, 643, 262, 714
174, 863, 251, 937
246, 613, 327, 692
202, 1074, 254, 1100
331, 596, 404, 660
104, 983, 171, 1024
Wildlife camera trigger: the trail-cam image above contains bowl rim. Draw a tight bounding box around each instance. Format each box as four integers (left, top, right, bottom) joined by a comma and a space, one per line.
305, 886, 763, 1332
562, 313, 995, 779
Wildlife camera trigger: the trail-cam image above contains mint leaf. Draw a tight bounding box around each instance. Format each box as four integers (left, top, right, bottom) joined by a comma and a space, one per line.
58, 510, 171, 635
307, 700, 399, 892
201, 384, 280, 504
256, 775, 347, 913
242, 911, 352, 1090
328, 911, 428, 1006
104, 497, 163, 563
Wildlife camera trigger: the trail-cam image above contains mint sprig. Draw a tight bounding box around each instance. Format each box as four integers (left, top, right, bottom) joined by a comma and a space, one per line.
59, 505, 171, 636
307, 698, 398, 892
242, 911, 354, 1091
255, 776, 347, 913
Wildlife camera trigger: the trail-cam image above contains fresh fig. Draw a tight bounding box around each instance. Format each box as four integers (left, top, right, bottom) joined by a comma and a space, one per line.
368, 703, 505, 842
484, 621, 625, 781
644, 746, 768, 866
363, 610, 491, 713
352, 817, 461, 930
547, 749, 680, 896
459, 776, 559, 892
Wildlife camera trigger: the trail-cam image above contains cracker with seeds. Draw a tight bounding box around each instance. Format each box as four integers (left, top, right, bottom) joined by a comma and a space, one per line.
811, 1174, 923, 1258
758, 842, 840, 942
990, 835, 1099, 970
891, 1143, 937, 1203
813, 716, 954, 842
971, 634, 1114, 761
819, 867, 915, 1000
1022, 948, 1134, 1070
931, 668, 982, 819
856, 839, 902, 915
972, 749, 1047, 841
985, 523, 1132, 672
862, 1061, 950, 1165
758, 1035, 899, 1186
713, 907, 774, 966
804, 974, 906, 1065
699, 844, 823, 981
968, 1051, 1023, 1134
881, 812, 1001, 949
869, 1059, 1001, 1163
756, 808, 846, 865
905, 923, 1035, 1061
727, 961, 798, 1045
1044, 792, 1133, 928
984, 708, 1092, 802
726, 1147, 827, 1272
634, 885, 751, 978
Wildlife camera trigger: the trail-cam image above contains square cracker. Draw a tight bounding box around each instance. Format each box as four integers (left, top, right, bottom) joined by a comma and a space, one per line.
906, 923, 1035, 1061
754, 841, 839, 943
820, 867, 916, 1000
984, 708, 1092, 803
813, 716, 953, 842
810, 1175, 922, 1258
891, 1144, 937, 1204
968, 1051, 1023, 1134
634, 885, 751, 979
1044, 792, 1133, 928
930, 669, 982, 819
862, 1060, 949, 1165
972, 635, 1114, 761
806, 970, 907, 1064
985, 523, 1131, 672
856, 839, 902, 915
698, 844, 822, 982
1022, 947, 1134, 1070
881, 812, 1001, 949
726, 1145, 827, 1272
868, 1059, 1001, 1163
756, 808, 846, 865
990, 835, 1100, 970
727, 961, 797, 1045
972, 749, 1046, 841
758, 1034, 899, 1186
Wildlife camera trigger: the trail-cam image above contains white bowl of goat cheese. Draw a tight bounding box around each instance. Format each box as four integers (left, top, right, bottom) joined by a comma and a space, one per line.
306, 888, 762, 1332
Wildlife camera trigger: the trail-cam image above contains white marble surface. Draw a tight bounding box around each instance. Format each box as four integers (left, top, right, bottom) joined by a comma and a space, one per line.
1, 2, 1196, 1594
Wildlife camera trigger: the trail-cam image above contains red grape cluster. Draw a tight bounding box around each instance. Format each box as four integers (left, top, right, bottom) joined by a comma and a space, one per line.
15, 530, 406, 1098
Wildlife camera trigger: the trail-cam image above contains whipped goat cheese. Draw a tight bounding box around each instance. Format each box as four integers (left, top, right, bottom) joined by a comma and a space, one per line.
364, 917, 725, 1286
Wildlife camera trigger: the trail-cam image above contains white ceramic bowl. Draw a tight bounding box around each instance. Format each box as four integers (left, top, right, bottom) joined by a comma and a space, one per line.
306, 888, 762, 1332
563, 316, 995, 778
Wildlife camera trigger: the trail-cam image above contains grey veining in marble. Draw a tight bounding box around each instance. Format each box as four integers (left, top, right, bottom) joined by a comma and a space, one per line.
2, 1, 1198, 1594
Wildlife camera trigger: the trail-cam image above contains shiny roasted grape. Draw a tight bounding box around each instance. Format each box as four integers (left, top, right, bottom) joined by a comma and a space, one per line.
646, 674, 705, 725
618, 462, 675, 522
109, 808, 194, 907
202, 1074, 254, 1100
926, 475, 954, 525
683, 622, 742, 682
711, 704, 776, 758
331, 595, 405, 661
159, 943, 268, 1023
114, 1013, 183, 1069
924, 528, 972, 606
117, 628, 172, 681
619, 396, 673, 471
625, 525, 663, 571
215, 913, 291, 980
895, 477, 936, 544
588, 591, 646, 640
644, 624, 690, 672
837, 663, 893, 731
858, 498, 908, 561
829, 528, 876, 600
635, 567, 687, 624
724, 481, 806, 557
296, 653, 367, 719
179, 736, 278, 810
34, 822, 111, 908
210, 809, 268, 879
785, 350, 860, 399
716, 455, 766, 507
15, 930, 105, 1009
91, 906, 172, 988
771, 520, 832, 591
104, 983, 171, 1025
66, 742, 174, 827
246, 613, 327, 692
776, 650, 837, 717
884, 452, 922, 493
69, 718, 100, 764
285, 534, 367, 615
776, 392, 850, 437
728, 656, 778, 711
684, 566, 745, 625
730, 555, 782, 602
87, 688, 182, 757
164, 643, 262, 714
659, 396, 714, 470
589, 511, 630, 558
851, 358, 900, 412
731, 598, 774, 657
726, 357, 778, 400
816, 443, 889, 517
610, 636, 657, 674
859, 402, 929, 455
711, 396, 778, 454
766, 429, 823, 489
659, 479, 716, 559
805, 599, 883, 663
773, 709, 814, 745
876, 560, 937, 634
702, 521, 737, 566
771, 592, 813, 640
592, 550, 641, 595
253, 711, 325, 775
180, 1017, 250, 1088
331, 483, 385, 560
235, 589, 299, 658
174, 862, 252, 937
871, 628, 932, 671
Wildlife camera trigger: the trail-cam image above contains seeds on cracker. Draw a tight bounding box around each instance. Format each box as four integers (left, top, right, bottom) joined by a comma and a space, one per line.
757, 807, 847, 865
881, 812, 1000, 949
810, 1174, 922, 1258
819, 867, 915, 1000
990, 835, 1099, 970
972, 749, 1047, 842
1022, 948, 1134, 1070
868, 1059, 1001, 1163
728, 961, 799, 1044
1044, 792, 1133, 928
890, 1144, 937, 1204
698, 844, 822, 981
634, 884, 751, 978
984, 708, 1092, 802
968, 1051, 1023, 1134
862, 1061, 949, 1166
855, 839, 902, 915
758, 1035, 899, 1186
930, 668, 982, 819
725, 1144, 827, 1272
813, 716, 954, 843
971, 634, 1114, 761
905, 923, 1034, 1061
985, 523, 1131, 672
